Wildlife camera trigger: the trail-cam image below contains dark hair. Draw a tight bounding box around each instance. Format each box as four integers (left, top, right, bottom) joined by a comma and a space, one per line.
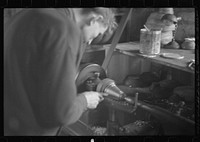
81, 8, 118, 33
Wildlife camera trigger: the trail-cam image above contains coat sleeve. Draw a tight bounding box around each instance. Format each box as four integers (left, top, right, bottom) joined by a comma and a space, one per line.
28, 11, 87, 129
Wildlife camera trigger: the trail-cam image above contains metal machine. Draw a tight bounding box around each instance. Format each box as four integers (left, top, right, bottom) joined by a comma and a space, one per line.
59, 9, 195, 136
59, 63, 195, 136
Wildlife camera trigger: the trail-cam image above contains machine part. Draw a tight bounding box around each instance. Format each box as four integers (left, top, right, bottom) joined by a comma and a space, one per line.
142, 98, 195, 121
121, 120, 159, 135
103, 96, 137, 113
150, 79, 180, 99
96, 78, 125, 100
75, 63, 106, 92
123, 72, 160, 88
136, 100, 195, 135
139, 72, 160, 87
123, 75, 144, 88
74, 64, 195, 135
96, 78, 137, 105
75, 64, 137, 113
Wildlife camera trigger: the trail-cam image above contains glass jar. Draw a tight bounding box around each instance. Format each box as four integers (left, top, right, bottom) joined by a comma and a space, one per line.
140, 29, 161, 56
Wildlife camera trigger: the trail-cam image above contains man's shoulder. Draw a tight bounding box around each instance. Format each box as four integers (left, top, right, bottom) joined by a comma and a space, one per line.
28, 8, 79, 32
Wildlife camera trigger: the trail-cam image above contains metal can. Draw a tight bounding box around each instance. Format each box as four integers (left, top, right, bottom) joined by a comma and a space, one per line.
139, 29, 161, 56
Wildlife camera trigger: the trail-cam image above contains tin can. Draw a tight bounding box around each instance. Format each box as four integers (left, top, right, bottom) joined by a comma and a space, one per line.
139, 29, 161, 56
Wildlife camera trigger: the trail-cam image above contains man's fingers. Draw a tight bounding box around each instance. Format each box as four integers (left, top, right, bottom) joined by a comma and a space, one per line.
99, 95, 104, 102
101, 93, 108, 96
98, 93, 109, 102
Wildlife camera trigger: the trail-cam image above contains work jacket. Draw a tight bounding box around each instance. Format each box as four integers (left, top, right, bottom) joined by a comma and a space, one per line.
4, 8, 87, 136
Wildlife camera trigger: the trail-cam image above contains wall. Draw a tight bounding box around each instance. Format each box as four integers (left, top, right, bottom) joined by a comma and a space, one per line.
174, 8, 195, 42
129, 8, 195, 43
4, 8, 195, 43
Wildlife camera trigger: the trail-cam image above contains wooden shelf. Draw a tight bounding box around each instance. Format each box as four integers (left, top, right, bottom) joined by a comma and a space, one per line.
87, 42, 195, 74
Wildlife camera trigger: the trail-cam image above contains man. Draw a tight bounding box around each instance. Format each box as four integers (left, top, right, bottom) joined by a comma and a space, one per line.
4, 8, 117, 135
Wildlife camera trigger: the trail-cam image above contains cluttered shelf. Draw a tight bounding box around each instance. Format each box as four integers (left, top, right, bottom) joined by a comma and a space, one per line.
86, 42, 195, 74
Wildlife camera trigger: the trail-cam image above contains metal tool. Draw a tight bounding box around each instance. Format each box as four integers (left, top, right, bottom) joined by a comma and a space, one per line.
74, 63, 195, 135
63, 7, 195, 134
96, 78, 137, 105
76, 64, 137, 109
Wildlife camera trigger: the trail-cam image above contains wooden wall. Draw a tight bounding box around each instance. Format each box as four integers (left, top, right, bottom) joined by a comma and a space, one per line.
107, 52, 152, 84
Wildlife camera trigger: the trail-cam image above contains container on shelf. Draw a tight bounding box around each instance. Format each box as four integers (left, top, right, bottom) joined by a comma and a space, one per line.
139, 28, 161, 56
181, 38, 195, 50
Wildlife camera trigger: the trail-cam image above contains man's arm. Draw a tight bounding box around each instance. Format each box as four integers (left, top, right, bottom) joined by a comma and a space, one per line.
30, 10, 88, 129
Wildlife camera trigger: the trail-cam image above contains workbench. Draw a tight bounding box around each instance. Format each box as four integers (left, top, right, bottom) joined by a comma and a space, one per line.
86, 42, 195, 74
60, 42, 195, 136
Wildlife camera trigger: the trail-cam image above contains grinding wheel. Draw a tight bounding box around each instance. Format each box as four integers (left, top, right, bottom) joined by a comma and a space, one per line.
75, 63, 107, 92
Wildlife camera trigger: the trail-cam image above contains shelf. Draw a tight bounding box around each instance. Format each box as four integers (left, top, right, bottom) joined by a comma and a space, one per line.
86, 42, 195, 74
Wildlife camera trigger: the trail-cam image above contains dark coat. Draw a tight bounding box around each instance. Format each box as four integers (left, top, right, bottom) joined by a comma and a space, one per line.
4, 8, 87, 135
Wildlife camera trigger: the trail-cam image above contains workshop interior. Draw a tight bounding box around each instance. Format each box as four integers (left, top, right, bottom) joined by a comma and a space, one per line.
4, 8, 195, 136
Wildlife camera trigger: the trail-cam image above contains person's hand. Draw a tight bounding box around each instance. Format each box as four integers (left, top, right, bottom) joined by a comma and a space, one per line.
82, 91, 108, 109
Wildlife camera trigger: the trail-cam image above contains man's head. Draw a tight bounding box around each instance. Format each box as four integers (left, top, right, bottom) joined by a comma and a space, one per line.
74, 8, 117, 44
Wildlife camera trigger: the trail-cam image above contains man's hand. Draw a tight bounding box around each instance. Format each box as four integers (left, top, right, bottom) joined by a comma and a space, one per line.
81, 91, 108, 109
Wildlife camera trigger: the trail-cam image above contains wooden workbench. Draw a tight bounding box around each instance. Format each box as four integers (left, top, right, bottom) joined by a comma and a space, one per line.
86, 42, 195, 74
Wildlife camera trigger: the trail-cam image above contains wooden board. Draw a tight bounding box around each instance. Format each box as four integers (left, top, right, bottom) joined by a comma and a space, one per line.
104, 42, 195, 74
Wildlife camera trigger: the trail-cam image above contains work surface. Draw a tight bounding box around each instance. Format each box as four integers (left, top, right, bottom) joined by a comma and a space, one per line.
87, 42, 195, 74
